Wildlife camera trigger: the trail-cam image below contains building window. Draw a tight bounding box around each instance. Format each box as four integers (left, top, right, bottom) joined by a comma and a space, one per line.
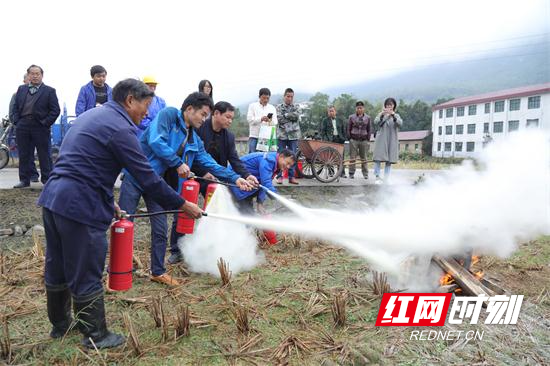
509, 99, 520, 111
455, 142, 463, 152
446, 108, 453, 118
445, 125, 453, 135
508, 120, 519, 132
439, 109, 443, 118
466, 142, 475, 152
483, 122, 489, 133
467, 124, 476, 134
405, 144, 409, 151
444, 142, 452, 151
438, 126, 442, 135
456, 124, 464, 134
468, 105, 477, 115
457, 106, 465, 116
526, 119, 539, 128
485, 103, 490, 114
493, 121, 503, 133
414, 144, 419, 152
528, 96, 540, 109
494, 100, 505, 113
437, 142, 441, 151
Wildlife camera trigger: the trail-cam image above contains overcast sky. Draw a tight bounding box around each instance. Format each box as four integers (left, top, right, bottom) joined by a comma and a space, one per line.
1, 0, 548, 117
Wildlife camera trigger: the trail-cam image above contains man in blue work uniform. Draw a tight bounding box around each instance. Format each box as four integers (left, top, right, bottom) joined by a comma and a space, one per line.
119, 93, 253, 283
230, 150, 296, 215
38, 79, 203, 349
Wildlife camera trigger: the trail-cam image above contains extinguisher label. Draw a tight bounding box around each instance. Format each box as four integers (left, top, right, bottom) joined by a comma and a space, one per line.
186, 186, 194, 191
114, 228, 125, 233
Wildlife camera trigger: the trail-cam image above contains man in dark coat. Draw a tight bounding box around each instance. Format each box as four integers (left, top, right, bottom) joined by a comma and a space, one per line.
38, 79, 203, 349
12, 65, 60, 187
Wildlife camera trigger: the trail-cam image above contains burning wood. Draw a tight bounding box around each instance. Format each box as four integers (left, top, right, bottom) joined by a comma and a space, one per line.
432, 254, 496, 297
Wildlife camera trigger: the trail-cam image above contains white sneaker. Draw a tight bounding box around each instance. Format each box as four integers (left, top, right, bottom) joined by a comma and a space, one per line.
375, 177, 383, 185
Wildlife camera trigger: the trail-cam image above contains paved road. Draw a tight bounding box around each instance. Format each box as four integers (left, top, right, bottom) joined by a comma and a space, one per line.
0, 167, 443, 190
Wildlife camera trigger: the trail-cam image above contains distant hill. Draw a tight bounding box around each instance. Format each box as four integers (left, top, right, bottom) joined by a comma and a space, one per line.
235, 41, 549, 113
323, 42, 550, 104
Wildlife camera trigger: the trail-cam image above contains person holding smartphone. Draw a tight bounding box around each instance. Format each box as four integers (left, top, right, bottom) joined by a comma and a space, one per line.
246, 88, 278, 153
372, 97, 402, 184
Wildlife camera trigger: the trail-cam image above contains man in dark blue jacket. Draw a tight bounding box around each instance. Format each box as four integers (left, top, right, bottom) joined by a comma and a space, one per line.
38, 79, 202, 349
75, 65, 113, 116
12, 65, 60, 188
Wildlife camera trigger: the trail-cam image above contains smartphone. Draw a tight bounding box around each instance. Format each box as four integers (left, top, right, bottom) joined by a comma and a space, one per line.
267, 113, 273, 119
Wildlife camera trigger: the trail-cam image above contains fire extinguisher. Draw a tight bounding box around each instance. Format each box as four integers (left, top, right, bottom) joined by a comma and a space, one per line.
176, 178, 200, 234
262, 214, 278, 245
203, 183, 218, 210
108, 218, 134, 291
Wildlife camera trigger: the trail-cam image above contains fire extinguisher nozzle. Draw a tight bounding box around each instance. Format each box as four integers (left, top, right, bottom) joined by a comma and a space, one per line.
202, 212, 208, 217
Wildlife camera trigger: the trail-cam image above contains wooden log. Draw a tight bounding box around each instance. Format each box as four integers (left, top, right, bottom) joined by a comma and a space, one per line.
436, 284, 459, 293
431, 254, 493, 297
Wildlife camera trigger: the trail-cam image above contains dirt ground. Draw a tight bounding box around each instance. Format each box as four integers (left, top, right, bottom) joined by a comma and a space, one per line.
0, 188, 549, 365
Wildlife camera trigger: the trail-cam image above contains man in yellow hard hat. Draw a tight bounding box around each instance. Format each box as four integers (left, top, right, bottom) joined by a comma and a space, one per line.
138, 76, 166, 136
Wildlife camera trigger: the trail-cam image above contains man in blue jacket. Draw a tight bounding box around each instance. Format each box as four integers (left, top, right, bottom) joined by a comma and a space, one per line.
119, 92, 252, 284
12, 65, 60, 188
75, 65, 112, 116
38, 79, 202, 349
230, 150, 295, 215
136, 76, 166, 137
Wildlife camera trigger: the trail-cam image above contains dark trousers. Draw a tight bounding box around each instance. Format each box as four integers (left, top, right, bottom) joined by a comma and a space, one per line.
119, 178, 169, 276
43, 208, 108, 297
16, 120, 52, 184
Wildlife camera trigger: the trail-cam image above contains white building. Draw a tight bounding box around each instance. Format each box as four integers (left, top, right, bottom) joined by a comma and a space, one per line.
431, 83, 550, 157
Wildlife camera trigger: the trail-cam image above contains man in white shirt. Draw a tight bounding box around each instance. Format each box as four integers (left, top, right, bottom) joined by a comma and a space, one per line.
246, 87, 278, 153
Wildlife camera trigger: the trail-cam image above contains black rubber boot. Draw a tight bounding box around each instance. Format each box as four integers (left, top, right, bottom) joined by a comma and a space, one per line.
73, 290, 125, 349
46, 284, 73, 338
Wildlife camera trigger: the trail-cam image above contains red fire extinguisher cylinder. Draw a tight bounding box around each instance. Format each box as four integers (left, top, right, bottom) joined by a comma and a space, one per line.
176, 179, 201, 234
108, 218, 134, 291
203, 183, 218, 210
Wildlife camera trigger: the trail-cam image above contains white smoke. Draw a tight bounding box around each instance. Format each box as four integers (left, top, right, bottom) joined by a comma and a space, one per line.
179, 185, 264, 277
204, 130, 550, 274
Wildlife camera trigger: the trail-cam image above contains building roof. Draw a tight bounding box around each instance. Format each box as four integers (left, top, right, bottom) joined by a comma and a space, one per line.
432, 82, 550, 111
370, 130, 430, 142
397, 130, 431, 141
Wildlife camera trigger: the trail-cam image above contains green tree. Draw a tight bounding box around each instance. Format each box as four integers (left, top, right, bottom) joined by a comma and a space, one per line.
333, 93, 356, 124
396, 99, 432, 131
308, 92, 330, 132
229, 107, 249, 138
